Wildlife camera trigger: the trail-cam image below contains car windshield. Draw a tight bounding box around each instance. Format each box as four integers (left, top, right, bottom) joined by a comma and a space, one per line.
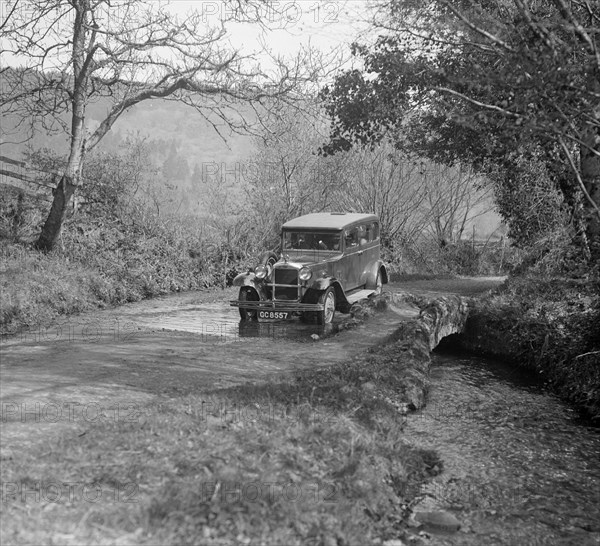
283, 231, 342, 252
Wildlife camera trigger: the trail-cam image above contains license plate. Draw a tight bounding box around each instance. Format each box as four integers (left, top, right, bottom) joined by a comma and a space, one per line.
257, 310, 291, 321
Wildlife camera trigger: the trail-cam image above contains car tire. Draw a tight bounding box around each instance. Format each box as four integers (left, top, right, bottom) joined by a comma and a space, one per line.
239, 287, 259, 321
259, 251, 278, 269
316, 287, 336, 325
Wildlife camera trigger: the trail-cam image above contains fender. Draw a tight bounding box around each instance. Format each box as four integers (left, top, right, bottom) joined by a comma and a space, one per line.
365, 261, 388, 290
232, 271, 257, 287
304, 279, 350, 313
330, 280, 351, 313
310, 276, 333, 291
232, 272, 269, 299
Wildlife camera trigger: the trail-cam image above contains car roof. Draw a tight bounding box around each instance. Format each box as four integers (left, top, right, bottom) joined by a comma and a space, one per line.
282, 212, 379, 231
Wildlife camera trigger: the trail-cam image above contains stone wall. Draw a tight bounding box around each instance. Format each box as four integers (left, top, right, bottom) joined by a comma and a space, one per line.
348, 292, 470, 410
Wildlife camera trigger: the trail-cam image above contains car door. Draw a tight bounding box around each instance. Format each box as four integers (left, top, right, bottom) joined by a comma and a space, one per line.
339, 226, 361, 290
358, 222, 380, 286
356, 223, 369, 286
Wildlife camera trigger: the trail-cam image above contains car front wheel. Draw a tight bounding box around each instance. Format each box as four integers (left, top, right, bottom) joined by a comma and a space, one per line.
317, 287, 336, 325
239, 287, 259, 321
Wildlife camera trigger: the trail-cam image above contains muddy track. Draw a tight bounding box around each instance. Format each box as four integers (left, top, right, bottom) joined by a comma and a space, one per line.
0, 278, 502, 455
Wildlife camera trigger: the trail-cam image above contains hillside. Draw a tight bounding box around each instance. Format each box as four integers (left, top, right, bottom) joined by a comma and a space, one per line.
1, 96, 254, 161
0, 95, 502, 237
1, 97, 256, 216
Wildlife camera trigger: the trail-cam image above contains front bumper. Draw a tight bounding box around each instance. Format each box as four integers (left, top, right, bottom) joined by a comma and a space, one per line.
230, 300, 325, 312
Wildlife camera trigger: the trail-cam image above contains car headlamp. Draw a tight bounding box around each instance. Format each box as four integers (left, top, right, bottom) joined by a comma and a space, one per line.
255, 264, 268, 279
299, 267, 312, 281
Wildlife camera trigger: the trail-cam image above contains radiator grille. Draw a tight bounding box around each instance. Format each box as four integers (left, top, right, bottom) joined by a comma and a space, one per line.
274, 287, 298, 300
274, 268, 298, 285
273, 267, 299, 301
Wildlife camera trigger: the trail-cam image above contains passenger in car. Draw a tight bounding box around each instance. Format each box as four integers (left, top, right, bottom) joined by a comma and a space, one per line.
345, 229, 358, 248
358, 225, 368, 245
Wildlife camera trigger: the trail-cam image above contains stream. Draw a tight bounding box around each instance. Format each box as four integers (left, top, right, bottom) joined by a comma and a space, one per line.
403, 348, 600, 546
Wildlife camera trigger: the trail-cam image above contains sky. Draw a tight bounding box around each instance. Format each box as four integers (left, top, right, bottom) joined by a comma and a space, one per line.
165, 0, 375, 72
168, 1, 373, 50
0, 0, 375, 83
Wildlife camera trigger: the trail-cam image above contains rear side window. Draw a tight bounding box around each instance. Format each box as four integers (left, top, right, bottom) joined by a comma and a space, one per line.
370, 222, 380, 241
358, 224, 368, 245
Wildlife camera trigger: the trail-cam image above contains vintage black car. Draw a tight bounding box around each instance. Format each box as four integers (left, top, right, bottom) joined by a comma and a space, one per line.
230, 212, 388, 324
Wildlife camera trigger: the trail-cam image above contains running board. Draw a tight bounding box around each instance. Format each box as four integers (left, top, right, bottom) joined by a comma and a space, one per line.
345, 289, 376, 304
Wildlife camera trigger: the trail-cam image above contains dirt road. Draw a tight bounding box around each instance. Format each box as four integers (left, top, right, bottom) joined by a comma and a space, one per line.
0, 277, 503, 454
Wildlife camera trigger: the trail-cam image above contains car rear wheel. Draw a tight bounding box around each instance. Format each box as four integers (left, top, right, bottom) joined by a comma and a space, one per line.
316, 287, 336, 325
239, 287, 259, 321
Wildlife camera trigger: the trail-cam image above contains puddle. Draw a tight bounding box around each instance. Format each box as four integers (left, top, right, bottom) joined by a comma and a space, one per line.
130, 303, 336, 342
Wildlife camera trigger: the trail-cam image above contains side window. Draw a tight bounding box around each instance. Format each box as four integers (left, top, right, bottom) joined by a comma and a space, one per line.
345, 227, 358, 249
371, 222, 380, 241
358, 224, 368, 246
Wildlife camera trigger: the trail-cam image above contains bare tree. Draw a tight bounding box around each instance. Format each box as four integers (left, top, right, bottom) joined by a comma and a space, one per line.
0, 0, 323, 250
418, 162, 491, 246
328, 141, 492, 250
246, 102, 493, 253
244, 101, 345, 248
329, 142, 429, 246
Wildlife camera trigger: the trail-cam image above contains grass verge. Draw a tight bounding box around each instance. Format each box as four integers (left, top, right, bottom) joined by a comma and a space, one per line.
0, 237, 218, 335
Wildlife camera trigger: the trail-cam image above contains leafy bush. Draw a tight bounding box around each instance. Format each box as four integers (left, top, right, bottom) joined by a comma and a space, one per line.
491, 157, 570, 247
512, 226, 594, 278
0, 188, 45, 242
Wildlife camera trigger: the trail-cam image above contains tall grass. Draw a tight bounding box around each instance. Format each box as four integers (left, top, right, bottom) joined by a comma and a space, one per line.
0, 197, 253, 334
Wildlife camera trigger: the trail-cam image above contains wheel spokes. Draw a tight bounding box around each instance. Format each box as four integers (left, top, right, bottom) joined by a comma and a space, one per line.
324, 293, 335, 322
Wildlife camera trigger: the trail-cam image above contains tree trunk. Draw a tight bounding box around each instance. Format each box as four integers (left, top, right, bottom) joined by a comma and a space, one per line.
35, 174, 77, 251
34, 0, 88, 252
581, 71, 600, 263
581, 151, 600, 263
